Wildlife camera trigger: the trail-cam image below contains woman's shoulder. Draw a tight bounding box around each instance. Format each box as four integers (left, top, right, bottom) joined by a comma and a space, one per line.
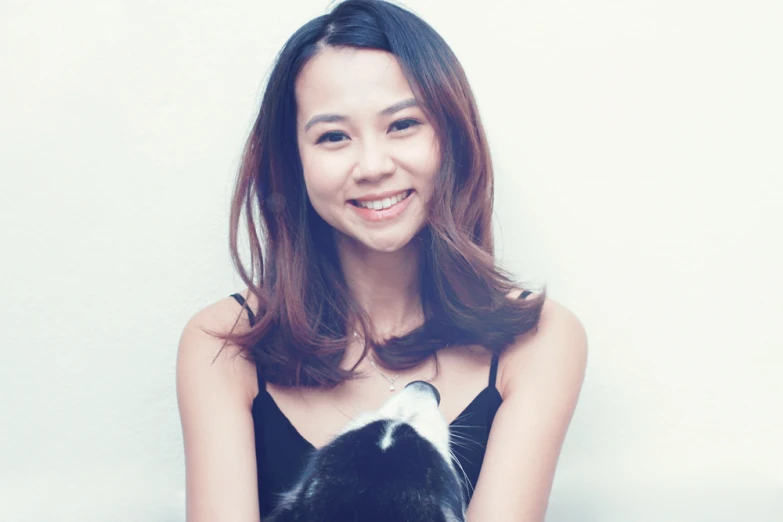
192, 289, 258, 325
177, 289, 260, 408
497, 290, 587, 397
176, 291, 263, 521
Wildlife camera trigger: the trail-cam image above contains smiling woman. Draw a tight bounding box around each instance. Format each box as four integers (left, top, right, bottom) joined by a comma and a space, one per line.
176, 1, 586, 521
295, 46, 439, 251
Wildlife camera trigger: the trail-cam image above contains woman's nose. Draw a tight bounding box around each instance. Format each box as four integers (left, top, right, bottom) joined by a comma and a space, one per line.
355, 139, 395, 181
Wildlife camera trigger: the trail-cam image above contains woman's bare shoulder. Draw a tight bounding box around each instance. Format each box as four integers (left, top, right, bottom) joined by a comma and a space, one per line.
178, 289, 259, 408
497, 293, 587, 397
176, 290, 262, 521
192, 288, 259, 333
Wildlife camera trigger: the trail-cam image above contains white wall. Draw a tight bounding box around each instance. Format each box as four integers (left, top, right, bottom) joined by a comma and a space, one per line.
1, 0, 780, 520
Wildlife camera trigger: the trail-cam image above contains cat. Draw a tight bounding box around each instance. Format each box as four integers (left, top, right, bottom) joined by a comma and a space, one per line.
263, 380, 467, 522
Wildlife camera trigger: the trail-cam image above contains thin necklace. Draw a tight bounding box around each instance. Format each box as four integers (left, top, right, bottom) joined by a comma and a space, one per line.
354, 330, 400, 392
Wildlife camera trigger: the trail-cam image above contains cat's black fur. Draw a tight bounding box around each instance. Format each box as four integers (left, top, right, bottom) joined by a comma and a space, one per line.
263, 381, 466, 522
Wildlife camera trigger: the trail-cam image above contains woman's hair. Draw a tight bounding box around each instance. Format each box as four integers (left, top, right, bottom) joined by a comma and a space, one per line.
207, 0, 547, 388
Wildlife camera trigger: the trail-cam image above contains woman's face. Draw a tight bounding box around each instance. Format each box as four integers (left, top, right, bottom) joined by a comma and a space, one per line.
295, 46, 440, 253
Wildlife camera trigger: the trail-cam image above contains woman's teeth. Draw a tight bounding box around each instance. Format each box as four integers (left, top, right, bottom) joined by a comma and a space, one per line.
352, 190, 411, 210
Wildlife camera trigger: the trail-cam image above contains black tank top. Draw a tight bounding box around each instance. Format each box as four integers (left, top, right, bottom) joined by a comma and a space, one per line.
231, 290, 531, 518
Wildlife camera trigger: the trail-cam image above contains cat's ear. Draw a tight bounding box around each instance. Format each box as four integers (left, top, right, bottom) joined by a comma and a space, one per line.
263, 477, 307, 522
261, 507, 294, 522
262, 494, 297, 522
441, 504, 467, 522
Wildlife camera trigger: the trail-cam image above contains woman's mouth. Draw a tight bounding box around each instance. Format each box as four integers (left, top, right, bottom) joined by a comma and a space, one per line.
348, 190, 414, 222
349, 189, 412, 210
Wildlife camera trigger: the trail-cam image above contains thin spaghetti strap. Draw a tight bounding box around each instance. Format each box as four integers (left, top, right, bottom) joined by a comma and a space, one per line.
488, 291, 530, 389
229, 293, 266, 392
488, 353, 500, 389
230, 293, 256, 327
255, 354, 267, 393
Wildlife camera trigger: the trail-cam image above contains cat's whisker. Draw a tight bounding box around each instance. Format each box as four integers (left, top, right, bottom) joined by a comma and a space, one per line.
449, 437, 483, 452
449, 430, 487, 451
448, 447, 474, 498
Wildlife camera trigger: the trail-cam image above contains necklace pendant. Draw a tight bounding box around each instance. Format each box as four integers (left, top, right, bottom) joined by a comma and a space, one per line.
390, 384, 396, 391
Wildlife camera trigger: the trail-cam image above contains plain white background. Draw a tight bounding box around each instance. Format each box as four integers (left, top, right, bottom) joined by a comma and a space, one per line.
1, 0, 781, 520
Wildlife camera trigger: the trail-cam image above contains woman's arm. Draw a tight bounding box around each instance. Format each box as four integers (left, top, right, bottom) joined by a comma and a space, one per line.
466, 297, 588, 522
176, 301, 261, 522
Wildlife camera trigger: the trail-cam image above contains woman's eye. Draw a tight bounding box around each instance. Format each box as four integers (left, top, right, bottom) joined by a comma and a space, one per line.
316, 132, 347, 144
315, 119, 422, 145
390, 118, 422, 132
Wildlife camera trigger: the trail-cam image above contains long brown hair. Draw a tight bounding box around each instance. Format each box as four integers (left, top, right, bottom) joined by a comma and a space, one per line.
207, 0, 546, 388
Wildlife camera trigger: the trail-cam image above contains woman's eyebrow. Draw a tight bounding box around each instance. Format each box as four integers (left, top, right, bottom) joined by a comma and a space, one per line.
303, 98, 418, 132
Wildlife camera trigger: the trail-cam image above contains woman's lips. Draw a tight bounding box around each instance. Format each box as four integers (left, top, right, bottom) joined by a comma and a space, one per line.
348, 190, 414, 222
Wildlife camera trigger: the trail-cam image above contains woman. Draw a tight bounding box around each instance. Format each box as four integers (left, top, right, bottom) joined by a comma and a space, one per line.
176, 1, 588, 520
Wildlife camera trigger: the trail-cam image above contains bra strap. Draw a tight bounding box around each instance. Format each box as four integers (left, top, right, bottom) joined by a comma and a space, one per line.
488, 290, 531, 388
230, 293, 256, 326
489, 353, 500, 388
229, 293, 266, 391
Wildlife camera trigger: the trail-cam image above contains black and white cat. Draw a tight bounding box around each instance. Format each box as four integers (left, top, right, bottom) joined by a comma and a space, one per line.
263, 380, 467, 522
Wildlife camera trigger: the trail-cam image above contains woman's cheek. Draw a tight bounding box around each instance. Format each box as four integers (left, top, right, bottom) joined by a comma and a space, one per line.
302, 151, 348, 198
405, 135, 441, 175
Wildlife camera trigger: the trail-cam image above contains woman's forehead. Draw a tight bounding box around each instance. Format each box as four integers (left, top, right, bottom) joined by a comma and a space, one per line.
295, 47, 416, 119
